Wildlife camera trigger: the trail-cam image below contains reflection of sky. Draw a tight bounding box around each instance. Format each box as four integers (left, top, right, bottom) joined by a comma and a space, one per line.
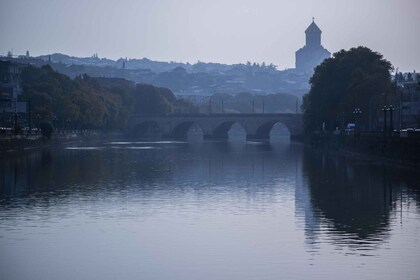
1, 141, 420, 280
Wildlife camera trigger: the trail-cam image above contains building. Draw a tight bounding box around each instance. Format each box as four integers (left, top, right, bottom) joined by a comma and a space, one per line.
400, 79, 420, 128
0, 60, 27, 130
295, 19, 331, 72
0, 60, 21, 100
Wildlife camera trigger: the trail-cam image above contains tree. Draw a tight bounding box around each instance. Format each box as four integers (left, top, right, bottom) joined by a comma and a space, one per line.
302, 46, 395, 133
395, 72, 405, 82
414, 74, 420, 93
40, 121, 53, 139
407, 72, 413, 81
20, 65, 197, 129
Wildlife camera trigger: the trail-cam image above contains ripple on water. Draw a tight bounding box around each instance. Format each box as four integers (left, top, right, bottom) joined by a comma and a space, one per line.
107, 141, 186, 145
65, 147, 103, 150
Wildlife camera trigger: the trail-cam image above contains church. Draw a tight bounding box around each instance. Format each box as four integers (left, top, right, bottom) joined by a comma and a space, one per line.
295, 19, 331, 72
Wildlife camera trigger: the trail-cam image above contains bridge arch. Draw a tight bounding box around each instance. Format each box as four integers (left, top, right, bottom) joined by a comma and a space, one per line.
127, 113, 303, 140
171, 121, 204, 139
251, 120, 292, 140
211, 121, 246, 140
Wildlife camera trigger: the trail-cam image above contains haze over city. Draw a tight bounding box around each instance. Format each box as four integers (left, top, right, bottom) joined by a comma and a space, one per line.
1, 0, 419, 72
2, 1, 420, 280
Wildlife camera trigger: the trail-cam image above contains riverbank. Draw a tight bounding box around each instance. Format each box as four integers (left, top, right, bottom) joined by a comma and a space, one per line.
308, 133, 420, 165
0, 130, 122, 153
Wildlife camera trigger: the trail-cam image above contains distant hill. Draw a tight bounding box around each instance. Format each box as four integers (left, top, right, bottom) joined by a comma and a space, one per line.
5, 53, 313, 98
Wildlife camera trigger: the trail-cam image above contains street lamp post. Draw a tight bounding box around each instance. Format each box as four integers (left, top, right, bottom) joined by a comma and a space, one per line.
389, 105, 395, 137
382, 106, 388, 138
353, 108, 362, 134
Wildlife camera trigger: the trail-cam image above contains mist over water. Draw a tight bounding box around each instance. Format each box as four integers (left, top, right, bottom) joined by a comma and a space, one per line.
1, 137, 420, 280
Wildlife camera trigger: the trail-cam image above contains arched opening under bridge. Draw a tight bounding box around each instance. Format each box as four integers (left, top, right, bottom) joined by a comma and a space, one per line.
172, 121, 203, 141
211, 121, 246, 141
269, 122, 291, 142
254, 120, 291, 142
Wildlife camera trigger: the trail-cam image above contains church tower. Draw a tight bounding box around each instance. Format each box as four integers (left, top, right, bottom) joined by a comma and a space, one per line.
295, 19, 330, 72
305, 18, 321, 47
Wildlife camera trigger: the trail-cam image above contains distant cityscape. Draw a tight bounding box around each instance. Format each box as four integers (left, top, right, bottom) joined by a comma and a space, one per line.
1, 21, 333, 99
1, 20, 419, 130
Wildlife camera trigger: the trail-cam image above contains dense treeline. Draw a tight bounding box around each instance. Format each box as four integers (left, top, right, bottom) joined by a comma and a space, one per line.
21, 65, 197, 129
302, 47, 396, 133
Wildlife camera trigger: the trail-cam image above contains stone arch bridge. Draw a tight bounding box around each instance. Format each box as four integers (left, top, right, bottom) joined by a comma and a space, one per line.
127, 113, 303, 140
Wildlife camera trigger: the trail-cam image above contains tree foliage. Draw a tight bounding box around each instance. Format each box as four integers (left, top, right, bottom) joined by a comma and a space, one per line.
302, 47, 395, 133
40, 121, 53, 139
20, 66, 197, 130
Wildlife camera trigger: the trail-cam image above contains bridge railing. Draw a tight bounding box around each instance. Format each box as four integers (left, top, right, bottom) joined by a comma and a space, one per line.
131, 113, 303, 118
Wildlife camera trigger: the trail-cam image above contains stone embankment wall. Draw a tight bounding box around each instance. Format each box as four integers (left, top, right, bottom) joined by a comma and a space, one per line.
309, 133, 420, 164
0, 130, 102, 153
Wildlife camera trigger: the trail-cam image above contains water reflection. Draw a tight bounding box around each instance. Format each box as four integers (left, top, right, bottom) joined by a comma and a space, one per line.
300, 148, 420, 252
1, 140, 420, 280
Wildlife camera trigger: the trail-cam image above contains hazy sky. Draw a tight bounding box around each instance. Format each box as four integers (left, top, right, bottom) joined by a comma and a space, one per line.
1, 0, 419, 71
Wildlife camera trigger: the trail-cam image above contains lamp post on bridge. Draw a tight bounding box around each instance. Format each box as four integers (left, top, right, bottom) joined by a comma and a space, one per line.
353, 108, 362, 134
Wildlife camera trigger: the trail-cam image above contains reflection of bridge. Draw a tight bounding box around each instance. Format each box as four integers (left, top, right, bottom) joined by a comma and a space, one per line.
127, 113, 303, 140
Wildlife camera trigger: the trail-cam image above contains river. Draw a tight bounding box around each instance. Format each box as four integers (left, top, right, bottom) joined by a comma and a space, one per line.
1, 137, 420, 280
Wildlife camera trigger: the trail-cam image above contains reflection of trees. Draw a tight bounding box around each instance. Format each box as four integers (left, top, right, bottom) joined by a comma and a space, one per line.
0, 146, 174, 199
0, 141, 301, 209
303, 149, 391, 245
302, 148, 420, 248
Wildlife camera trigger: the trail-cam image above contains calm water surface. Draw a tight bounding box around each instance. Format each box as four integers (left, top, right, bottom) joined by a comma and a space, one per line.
1, 138, 420, 280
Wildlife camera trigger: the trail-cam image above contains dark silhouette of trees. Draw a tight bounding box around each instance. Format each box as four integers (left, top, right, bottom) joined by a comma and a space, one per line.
395, 72, 405, 82
40, 121, 53, 139
302, 47, 395, 133
20, 65, 197, 130
406, 72, 413, 82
